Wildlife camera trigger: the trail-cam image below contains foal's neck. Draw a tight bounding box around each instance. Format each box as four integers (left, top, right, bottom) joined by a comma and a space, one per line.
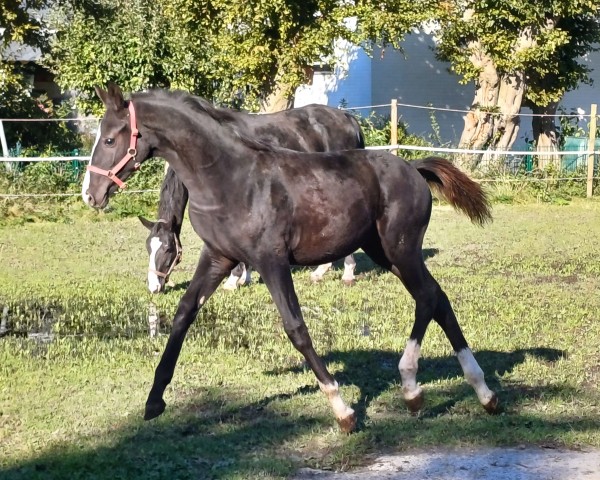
139, 96, 254, 208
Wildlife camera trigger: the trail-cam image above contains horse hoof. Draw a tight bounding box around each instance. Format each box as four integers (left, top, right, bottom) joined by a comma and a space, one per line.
310, 275, 323, 283
405, 390, 424, 413
337, 412, 357, 433
144, 399, 166, 420
342, 279, 355, 287
222, 283, 238, 291
483, 393, 499, 414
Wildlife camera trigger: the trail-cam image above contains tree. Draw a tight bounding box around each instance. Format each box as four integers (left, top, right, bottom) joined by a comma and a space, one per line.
47, 0, 433, 113
1, 0, 77, 152
434, 0, 600, 169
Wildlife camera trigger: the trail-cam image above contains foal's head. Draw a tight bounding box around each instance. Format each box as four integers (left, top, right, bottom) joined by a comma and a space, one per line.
139, 216, 182, 294
82, 84, 153, 209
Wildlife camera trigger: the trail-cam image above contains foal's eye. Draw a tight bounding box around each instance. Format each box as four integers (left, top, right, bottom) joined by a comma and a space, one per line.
104, 138, 115, 146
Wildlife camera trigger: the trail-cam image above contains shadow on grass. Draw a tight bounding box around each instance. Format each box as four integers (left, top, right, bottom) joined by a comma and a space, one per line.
3, 348, 598, 480
266, 347, 567, 428
1, 388, 321, 480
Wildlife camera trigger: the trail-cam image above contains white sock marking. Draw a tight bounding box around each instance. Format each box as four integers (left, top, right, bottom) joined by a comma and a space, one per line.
341, 255, 356, 282
223, 273, 240, 290
310, 262, 332, 281
399, 339, 422, 401
318, 380, 354, 421
457, 348, 495, 405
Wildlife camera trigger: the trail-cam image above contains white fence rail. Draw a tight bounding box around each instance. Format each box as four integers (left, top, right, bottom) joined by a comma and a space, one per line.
1, 100, 599, 197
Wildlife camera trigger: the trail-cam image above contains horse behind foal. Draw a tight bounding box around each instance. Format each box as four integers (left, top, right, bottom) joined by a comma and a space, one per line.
137, 103, 365, 294
84, 85, 498, 433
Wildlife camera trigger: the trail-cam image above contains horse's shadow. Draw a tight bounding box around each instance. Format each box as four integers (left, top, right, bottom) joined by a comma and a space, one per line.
265, 347, 565, 429
168, 248, 440, 291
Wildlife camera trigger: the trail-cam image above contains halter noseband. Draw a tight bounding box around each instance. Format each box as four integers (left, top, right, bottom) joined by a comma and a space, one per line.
87, 101, 140, 189
148, 220, 183, 281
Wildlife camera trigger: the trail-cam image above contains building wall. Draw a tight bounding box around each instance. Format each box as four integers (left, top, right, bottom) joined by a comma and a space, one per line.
295, 33, 600, 149
295, 39, 372, 110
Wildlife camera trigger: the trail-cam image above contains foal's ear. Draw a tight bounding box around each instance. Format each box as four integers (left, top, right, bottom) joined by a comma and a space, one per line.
138, 216, 156, 231
95, 83, 126, 111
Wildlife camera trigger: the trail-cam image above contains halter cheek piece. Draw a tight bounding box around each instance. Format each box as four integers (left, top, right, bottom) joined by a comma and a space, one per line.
148, 220, 183, 281
87, 101, 141, 189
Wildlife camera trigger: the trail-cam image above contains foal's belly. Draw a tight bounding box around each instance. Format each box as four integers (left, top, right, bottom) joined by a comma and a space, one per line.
289, 197, 373, 265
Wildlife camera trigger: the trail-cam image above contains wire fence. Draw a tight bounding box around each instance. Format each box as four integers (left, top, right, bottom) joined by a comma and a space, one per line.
1, 100, 599, 199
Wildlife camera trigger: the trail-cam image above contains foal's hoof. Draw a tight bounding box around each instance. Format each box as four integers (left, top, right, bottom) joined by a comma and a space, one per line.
483, 393, 499, 414
144, 399, 166, 420
222, 283, 238, 291
310, 275, 324, 283
342, 279, 355, 287
404, 390, 425, 414
337, 412, 357, 433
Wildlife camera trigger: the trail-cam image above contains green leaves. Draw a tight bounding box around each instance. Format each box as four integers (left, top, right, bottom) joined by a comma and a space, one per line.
44, 0, 432, 111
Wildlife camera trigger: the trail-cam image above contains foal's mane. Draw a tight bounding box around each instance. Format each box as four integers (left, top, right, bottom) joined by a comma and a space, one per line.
134, 89, 277, 153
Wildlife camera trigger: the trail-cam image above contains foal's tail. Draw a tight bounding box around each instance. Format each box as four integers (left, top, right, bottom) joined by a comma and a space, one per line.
412, 156, 492, 226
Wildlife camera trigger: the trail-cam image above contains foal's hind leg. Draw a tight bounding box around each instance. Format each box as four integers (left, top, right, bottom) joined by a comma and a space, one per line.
145, 246, 236, 420
363, 240, 497, 414
430, 285, 498, 412
259, 258, 356, 432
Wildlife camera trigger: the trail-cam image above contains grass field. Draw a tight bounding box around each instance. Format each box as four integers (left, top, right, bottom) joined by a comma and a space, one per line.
1, 200, 600, 479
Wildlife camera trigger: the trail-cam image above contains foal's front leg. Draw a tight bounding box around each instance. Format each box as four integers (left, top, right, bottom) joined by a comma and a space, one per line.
259, 259, 356, 432
144, 246, 236, 420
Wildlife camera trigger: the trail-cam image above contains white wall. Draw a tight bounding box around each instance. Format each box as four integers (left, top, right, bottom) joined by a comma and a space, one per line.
295, 39, 372, 109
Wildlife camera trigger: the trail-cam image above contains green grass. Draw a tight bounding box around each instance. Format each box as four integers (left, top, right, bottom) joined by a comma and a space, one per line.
1, 200, 600, 479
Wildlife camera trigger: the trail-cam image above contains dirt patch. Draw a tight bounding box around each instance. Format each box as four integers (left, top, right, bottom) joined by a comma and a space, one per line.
292, 446, 600, 480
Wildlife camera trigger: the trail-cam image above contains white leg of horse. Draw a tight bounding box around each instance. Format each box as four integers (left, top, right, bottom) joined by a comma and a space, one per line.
318, 380, 355, 431
222, 272, 241, 290
341, 255, 356, 286
310, 262, 332, 282
457, 348, 498, 412
399, 339, 424, 412
236, 264, 252, 286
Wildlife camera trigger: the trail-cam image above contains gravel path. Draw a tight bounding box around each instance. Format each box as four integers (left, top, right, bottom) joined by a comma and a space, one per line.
292, 446, 600, 480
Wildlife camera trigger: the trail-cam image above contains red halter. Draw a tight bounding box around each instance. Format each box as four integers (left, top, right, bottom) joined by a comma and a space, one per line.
87, 101, 140, 189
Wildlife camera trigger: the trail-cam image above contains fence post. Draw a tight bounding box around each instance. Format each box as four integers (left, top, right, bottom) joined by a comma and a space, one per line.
0, 119, 8, 157
390, 99, 398, 155
587, 103, 597, 198
0, 120, 14, 172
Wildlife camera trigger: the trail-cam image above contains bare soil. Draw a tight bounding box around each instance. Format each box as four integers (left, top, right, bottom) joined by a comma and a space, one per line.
292, 446, 600, 480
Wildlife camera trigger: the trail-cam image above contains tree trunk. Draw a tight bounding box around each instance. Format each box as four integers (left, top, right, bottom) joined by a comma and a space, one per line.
259, 84, 294, 113
456, 24, 533, 171
456, 42, 499, 171
258, 66, 297, 113
531, 102, 559, 169
494, 73, 525, 150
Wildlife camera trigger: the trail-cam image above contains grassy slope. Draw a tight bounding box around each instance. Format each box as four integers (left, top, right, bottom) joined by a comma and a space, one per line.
1, 200, 599, 479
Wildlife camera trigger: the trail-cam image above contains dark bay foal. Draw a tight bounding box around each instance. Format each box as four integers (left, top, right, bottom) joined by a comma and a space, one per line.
83, 85, 498, 432
137, 103, 365, 294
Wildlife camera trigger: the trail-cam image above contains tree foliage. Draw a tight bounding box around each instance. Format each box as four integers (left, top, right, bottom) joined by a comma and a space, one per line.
433, 0, 600, 161
1, 0, 80, 151
46, 0, 433, 112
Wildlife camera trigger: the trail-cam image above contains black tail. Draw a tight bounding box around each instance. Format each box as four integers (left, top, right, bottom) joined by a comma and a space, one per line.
412, 157, 492, 226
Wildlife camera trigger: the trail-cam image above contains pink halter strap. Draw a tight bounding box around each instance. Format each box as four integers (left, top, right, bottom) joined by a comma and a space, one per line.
87, 101, 140, 188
